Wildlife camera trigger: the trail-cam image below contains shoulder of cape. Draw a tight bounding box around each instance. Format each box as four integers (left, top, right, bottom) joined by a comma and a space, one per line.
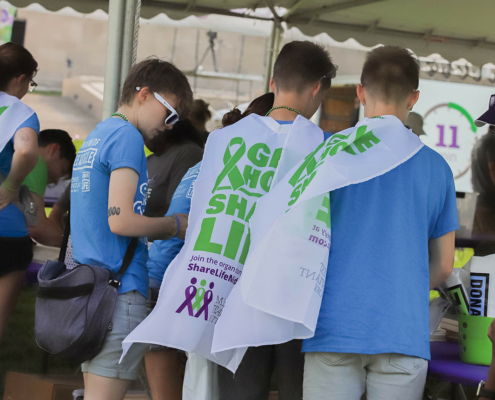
348, 116, 413, 135
209, 114, 264, 137
329, 125, 355, 138
0, 92, 35, 116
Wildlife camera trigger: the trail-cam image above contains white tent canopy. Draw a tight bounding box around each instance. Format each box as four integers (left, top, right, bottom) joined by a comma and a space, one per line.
7, 0, 495, 119
9, 0, 495, 66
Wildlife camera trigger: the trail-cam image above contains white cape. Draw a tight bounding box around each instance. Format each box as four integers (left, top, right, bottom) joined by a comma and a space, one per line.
0, 92, 35, 154
211, 116, 424, 372
122, 114, 324, 368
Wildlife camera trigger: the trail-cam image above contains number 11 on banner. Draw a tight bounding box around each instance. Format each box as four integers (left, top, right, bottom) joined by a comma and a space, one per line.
436, 125, 460, 148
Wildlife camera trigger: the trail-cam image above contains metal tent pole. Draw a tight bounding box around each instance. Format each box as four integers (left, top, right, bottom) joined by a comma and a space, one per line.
132, 0, 141, 66
264, 21, 278, 93
102, 0, 125, 120
121, 0, 137, 89
272, 23, 284, 69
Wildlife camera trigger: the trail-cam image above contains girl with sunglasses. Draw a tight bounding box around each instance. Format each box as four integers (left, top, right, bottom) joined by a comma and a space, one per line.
70, 57, 193, 400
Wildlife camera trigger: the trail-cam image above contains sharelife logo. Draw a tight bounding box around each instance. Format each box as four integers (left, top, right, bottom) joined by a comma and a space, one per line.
176, 277, 215, 320
470, 273, 489, 316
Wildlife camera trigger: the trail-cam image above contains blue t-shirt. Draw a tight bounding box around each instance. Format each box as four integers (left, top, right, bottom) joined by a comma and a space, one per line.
70, 118, 149, 298
0, 113, 40, 237
148, 162, 201, 286
302, 145, 459, 360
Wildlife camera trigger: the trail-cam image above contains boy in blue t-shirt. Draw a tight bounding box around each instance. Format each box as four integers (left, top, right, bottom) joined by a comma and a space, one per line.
70, 58, 192, 399
303, 47, 458, 400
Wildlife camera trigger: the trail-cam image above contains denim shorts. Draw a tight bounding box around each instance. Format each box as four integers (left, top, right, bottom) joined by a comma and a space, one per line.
81, 290, 148, 380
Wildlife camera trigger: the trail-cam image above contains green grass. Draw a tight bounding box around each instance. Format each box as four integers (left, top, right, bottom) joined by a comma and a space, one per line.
0, 286, 81, 397
32, 91, 62, 97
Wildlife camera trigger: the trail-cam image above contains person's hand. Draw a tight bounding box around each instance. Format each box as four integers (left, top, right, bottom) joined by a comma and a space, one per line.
487, 319, 495, 358
0, 184, 19, 211
489, 319, 495, 344
174, 213, 189, 240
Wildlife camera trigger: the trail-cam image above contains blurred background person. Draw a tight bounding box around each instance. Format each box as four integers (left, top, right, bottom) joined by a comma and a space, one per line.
189, 99, 212, 145
472, 96, 495, 236
26, 129, 76, 247
0, 43, 40, 342
405, 111, 426, 137
49, 183, 70, 231
222, 92, 274, 127
478, 319, 495, 400
144, 119, 204, 219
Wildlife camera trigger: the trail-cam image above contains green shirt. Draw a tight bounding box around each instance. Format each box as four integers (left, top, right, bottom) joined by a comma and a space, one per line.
23, 155, 47, 198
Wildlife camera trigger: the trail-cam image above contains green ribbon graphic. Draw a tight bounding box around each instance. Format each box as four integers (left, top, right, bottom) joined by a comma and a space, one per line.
0, 106, 9, 117
212, 137, 246, 193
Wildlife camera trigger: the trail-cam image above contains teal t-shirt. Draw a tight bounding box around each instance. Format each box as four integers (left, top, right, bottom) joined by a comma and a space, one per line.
22, 156, 48, 198
70, 118, 149, 298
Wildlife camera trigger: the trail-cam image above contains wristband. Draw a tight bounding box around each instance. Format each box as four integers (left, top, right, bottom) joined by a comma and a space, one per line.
478, 381, 495, 399
170, 214, 180, 238
2, 178, 19, 193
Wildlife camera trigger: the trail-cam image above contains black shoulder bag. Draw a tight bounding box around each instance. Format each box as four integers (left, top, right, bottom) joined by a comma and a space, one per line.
35, 215, 139, 364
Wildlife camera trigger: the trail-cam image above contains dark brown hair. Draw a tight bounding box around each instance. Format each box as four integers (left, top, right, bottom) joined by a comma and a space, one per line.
39, 129, 77, 176
273, 41, 337, 93
145, 119, 204, 155
120, 57, 193, 117
190, 99, 212, 126
0, 43, 38, 91
361, 46, 419, 103
222, 92, 275, 127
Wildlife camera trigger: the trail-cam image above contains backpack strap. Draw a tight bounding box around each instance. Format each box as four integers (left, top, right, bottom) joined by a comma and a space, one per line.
111, 237, 139, 285
58, 211, 71, 263
61, 211, 138, 284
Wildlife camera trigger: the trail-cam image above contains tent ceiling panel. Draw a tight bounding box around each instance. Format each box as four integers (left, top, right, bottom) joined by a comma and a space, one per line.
287, 0, 495, 41
9, 0, 495, 65
291, 19, 495, 67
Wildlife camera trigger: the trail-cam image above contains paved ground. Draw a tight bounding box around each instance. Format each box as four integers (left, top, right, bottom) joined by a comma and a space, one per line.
24, 93, 99, 140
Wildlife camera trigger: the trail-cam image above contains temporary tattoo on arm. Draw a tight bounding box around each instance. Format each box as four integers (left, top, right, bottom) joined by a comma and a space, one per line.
108, 207, 121, 217
19, 132, 30, 141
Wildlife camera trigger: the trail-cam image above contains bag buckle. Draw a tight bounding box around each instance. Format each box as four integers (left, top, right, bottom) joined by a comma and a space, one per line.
109, 279, 120, 288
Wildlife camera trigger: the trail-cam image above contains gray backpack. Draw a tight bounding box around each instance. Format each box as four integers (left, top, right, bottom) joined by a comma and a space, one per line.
35, 218, 138, 364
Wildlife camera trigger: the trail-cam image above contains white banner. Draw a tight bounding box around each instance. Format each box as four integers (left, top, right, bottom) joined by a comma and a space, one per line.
211, 116, 425, 372
470, 254, 495, 317
122, 114, 324, 364
0, 92, 35, 154
415, 79, 495, 193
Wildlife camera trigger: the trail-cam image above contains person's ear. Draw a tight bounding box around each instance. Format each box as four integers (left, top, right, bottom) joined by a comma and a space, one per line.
269, 77, 276, 93
10, 74, 26, 90
356, 84, 366, 106
136, 87, 150, 104
311, 81, 322, 100
49, 143, 60, 157
407, 90, 420, 110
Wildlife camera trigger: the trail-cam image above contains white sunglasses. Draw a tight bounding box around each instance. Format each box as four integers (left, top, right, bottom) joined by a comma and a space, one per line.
136, 87, 179, 126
